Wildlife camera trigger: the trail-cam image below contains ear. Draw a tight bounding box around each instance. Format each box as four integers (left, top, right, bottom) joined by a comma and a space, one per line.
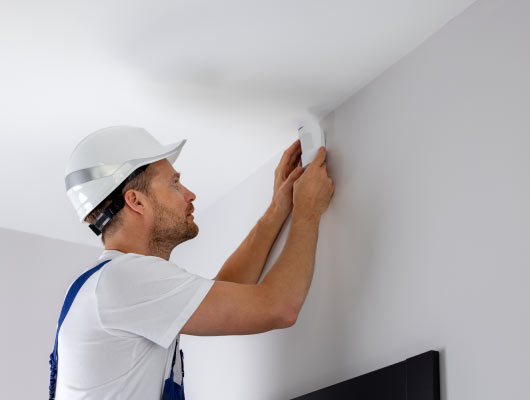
123, 190, 147, 216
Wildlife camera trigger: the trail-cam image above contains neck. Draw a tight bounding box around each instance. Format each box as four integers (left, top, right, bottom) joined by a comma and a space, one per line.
104, 232, 174, 262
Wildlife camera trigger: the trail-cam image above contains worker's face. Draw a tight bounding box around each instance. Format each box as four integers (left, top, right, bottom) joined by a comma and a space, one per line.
146, 159, 198, 249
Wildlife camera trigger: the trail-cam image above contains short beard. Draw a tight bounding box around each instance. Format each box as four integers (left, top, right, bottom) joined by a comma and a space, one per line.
147, 197, 199, 258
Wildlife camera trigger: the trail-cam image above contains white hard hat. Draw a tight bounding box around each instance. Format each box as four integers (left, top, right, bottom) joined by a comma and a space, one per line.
65, 125, 186, 235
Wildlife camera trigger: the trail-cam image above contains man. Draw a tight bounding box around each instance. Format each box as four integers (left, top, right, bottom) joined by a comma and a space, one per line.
52, 125, 334, 399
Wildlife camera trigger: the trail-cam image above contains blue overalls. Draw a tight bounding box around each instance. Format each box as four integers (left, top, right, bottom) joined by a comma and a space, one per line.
161, 339, 186, 400
49, 259, 186, 400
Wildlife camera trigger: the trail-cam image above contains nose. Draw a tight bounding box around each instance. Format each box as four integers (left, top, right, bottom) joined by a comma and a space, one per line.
184, 186, 196, 203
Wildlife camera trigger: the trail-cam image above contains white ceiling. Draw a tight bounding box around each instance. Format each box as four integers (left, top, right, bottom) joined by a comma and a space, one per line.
0, 0, 477, 247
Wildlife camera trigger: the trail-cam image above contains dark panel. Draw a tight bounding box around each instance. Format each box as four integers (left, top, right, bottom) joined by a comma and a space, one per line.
406, 351, 440, 400
291, 350, 439, 400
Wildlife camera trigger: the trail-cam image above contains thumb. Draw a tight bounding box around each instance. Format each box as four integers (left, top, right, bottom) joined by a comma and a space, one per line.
309, 146, 326, 169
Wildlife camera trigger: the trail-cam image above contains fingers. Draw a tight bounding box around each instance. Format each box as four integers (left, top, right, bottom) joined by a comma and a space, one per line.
291, 151, 302, 168
290, 138, 301, 149
285, 139, 301, 156
287, 145, 301, 164
276, 140, 302, 178
279, 139, 300, 164
288, 165, 304, 182
309, 146, 327, 169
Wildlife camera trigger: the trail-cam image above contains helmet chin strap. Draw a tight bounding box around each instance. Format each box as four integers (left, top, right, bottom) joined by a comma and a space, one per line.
89, 164, 149, 236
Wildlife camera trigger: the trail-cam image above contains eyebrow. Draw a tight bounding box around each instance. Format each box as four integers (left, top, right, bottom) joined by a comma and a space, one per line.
171, 172, 181, 180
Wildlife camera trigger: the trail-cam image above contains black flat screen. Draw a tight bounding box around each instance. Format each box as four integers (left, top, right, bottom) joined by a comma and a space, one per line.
291, 350, 440, 400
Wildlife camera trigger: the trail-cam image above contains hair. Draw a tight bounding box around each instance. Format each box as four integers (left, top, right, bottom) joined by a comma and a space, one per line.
84, 164, 158, 244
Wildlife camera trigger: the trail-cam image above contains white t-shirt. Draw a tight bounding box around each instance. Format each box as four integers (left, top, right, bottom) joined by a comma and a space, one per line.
55, 249, 215, 400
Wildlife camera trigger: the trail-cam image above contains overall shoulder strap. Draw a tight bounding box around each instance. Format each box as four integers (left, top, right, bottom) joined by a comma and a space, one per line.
48, 259, 112, 399
55, 259, 113, 335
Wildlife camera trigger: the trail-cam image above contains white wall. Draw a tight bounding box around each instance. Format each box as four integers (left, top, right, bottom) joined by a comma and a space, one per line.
176, 0, 530, 398
0, 227, 102, 399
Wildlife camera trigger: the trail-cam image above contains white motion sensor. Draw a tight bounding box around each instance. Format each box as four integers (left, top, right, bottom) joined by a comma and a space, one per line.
298, 119, 326, 168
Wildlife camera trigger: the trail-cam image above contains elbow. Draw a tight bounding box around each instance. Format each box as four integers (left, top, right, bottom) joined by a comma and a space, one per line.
283, 312, 298, 328
277, 306, 299, 329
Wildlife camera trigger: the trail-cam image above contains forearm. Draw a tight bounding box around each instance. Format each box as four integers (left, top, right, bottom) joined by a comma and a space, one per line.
260, 208, 320, 318
214, 203, 289, 284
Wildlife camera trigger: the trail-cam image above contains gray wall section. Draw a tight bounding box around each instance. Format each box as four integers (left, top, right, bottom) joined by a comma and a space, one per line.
0, 227, 102, 399
178, 0, 530, 399
318, 0, 530, 398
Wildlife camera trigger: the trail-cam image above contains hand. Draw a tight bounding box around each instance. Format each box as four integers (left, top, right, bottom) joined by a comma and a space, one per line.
293, 146, 334, 219
272, 139, 305, 217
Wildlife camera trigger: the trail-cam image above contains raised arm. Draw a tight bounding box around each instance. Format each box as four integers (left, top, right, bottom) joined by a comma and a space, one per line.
181, 147, 334, 336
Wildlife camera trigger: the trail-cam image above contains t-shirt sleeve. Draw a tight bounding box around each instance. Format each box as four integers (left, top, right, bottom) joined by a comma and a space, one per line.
96, 254, 215, 348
